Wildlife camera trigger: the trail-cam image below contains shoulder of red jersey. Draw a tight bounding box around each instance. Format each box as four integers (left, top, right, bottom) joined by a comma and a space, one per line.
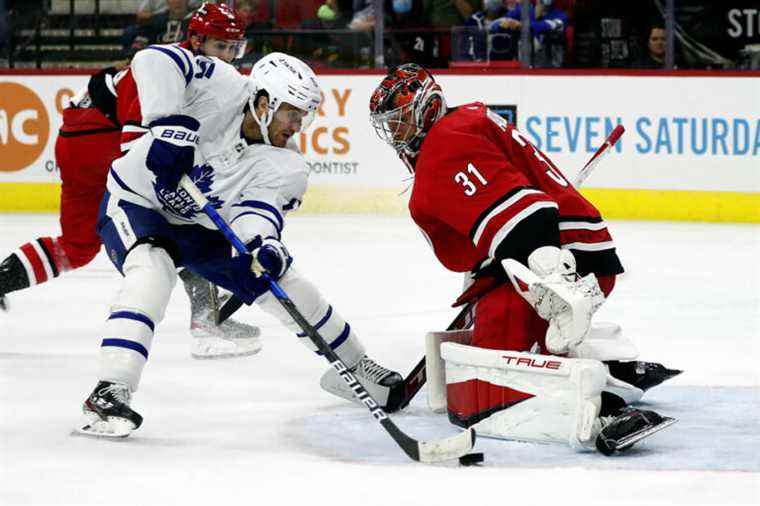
417, 102, 489, 164
435, 102, 489, 130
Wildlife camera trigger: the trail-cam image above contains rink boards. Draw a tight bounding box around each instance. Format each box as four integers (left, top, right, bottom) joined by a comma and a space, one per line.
0, 71, 758, 222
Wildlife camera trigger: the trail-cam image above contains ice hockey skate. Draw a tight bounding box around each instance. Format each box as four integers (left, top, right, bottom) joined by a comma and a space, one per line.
0, 253, 28, 312
607, 360, 683, 392
75, 381, 143, 438
190, 306, 262, 359
595, 407, 677, 455
320, 355, 405, 412
180, 269, 262, 359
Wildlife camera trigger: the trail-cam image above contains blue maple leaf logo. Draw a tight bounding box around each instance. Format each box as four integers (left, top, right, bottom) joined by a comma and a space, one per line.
154, 163, 224, 220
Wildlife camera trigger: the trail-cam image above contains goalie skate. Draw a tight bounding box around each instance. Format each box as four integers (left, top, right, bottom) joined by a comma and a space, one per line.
190, 308, 262, 359
320, 355, 405, 412
607, 360, 683, 392
0, 294, 7, 312
75, 381, 143, 438
595, 407, 677, 455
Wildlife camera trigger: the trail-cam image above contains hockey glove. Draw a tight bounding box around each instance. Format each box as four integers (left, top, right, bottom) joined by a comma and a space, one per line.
250, 237, 292, 281
217, 237, 293, 305
87, 67, 119, 123
503, 246, 605, 355
224, 254, 271, 305
146, 115, 200, 195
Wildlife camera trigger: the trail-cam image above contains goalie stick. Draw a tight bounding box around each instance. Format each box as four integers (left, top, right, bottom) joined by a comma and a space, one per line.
395, 124, 627, 410
179, 175, 476, 464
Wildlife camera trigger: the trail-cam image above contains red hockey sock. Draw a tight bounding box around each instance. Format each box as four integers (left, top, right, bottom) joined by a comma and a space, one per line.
15, 237, 72, 286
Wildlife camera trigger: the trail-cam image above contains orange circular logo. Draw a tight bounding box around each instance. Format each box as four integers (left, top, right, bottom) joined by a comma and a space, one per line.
0, 82, 50, 172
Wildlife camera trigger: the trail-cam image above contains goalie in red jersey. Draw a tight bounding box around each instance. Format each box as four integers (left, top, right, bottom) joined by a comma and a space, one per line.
369, 64, 681, 455
0, 3, 260, 359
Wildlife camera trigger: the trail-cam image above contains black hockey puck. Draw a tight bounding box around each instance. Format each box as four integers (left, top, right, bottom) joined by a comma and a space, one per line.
458, 452, 484, 466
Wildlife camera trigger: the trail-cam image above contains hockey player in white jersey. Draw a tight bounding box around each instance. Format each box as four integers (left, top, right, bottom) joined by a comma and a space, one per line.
76, 50, 403, 437
0, 3, 260, 361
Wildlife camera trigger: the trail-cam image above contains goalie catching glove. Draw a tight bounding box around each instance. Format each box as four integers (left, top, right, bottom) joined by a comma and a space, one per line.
503, 246, 605, 354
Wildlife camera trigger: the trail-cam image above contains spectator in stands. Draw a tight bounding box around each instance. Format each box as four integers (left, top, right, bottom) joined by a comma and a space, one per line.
238, 0, 272, 29
635, 24, 666, 69
348, 0, 374, 32
124, 0, 201, 52
126, 0, 196, 53
487, 0, 567, 66
136, 0, 203, 23
462, 0, 511, 61
424, 0, 480, 28
484, 0, 521, 60
275, 0, 322, 29
385, 0, 431, 66
301, 0, 348, 64
531, 0, 568, 67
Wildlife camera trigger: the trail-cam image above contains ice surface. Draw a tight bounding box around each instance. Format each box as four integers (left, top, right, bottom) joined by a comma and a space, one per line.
1, 214, 758, 506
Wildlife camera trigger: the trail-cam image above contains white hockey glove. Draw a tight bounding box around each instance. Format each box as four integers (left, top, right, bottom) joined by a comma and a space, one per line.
503, 246, 605, 354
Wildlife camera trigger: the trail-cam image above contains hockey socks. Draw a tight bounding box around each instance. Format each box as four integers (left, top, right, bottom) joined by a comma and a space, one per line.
2, 237, 71, 292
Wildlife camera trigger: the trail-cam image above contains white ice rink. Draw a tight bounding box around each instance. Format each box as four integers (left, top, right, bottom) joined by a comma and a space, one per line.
1, 213, 758, 506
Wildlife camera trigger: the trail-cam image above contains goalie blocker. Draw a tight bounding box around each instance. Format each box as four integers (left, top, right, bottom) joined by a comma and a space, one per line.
440, 343, 676, 454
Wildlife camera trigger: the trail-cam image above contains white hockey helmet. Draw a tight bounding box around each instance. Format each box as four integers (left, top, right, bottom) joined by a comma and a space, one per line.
248, 52, 322, 145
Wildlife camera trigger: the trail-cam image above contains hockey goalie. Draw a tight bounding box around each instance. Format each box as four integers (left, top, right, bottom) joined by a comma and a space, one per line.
368, 64, 680, 455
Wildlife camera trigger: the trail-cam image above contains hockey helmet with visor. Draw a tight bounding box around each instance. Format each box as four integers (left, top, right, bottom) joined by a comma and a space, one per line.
248, 52, 322, 146
188, 2, 247, 59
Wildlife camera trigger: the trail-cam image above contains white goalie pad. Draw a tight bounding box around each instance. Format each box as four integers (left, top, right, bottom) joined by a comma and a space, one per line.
442, 343, 607, 449
425, 329, 473, 413
568, 322, 638, 362
568, 322, 643, 405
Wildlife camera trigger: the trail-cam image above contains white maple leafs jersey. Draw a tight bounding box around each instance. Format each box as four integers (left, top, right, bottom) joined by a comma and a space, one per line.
107, 43, 308, 245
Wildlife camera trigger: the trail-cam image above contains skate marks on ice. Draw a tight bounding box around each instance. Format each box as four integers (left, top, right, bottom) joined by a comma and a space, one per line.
285, 386, 760, 471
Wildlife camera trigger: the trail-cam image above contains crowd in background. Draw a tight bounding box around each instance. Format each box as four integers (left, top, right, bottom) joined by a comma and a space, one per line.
1, 0, 758, 69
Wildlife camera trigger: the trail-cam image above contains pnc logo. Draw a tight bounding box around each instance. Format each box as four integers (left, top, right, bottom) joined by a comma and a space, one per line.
0, 82, 50, 172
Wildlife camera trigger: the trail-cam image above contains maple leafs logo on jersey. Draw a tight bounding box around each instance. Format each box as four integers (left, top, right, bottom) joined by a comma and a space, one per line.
154, 164, 224, 220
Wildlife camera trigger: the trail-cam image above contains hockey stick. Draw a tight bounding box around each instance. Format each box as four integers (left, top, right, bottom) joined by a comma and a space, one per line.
179, 175, 476, 463
574, 124, 624, 187
396, 124, 627, 410
217, 291, 243, 324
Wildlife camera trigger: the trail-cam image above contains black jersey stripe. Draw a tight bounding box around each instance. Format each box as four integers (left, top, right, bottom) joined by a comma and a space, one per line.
468, 185, 539, 241
491, 205, 561, 266
570, 248, 625, 277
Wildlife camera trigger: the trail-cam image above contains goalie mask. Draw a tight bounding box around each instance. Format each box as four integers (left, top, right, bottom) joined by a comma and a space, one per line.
369, 63, 446, 171
188, 2, 247, 59
248, 52, 322, 146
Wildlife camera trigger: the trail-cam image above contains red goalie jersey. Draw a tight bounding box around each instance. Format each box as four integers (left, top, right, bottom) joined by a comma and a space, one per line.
409, 102, 624, 281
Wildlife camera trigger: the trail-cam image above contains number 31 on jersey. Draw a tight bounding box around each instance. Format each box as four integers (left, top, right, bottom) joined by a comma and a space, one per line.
454, 163, 488, 196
